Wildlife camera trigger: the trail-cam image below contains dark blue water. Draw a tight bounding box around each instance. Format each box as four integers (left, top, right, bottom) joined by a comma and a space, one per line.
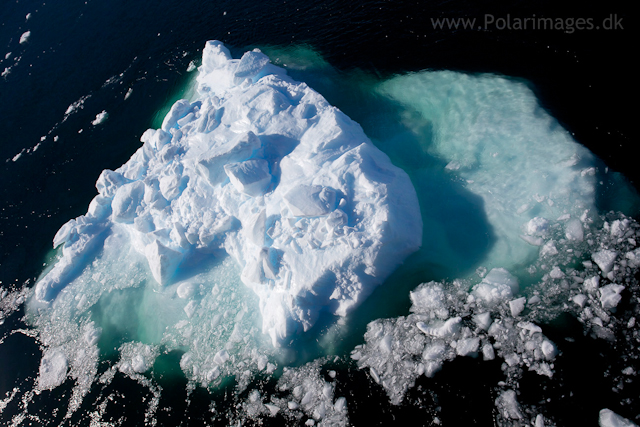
0, 0, 636, 425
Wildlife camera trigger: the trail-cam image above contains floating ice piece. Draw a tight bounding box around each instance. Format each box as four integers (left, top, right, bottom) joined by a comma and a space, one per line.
19, 31, 31, 44
525, 217, 549, 236
472, 268, 519, 306
117, 342, 159, 375
495, 389, 523, 420
592, 250, 618, 274
34, 41, 422, 347
599, 284, 625, 310
410, 281, 448, 319
416, 317, 462, 338
549, 266, 565, 279
565, 218, 584, 242
37, 348, 68, 391
456, 337, 480, 356
509, 297, 526, 317
473, 312, 492, 330
599, 409, 638, 427
540, 339, 557, 360
92, 110, 108, 125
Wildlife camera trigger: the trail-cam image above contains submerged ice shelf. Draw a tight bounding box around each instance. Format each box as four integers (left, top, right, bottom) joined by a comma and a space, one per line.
34, 41, 422, 347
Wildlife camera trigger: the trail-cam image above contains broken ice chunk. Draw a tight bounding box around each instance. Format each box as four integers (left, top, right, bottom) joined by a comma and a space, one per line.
473, 312, 492, 330
234, 49, 270, 82
592, 250, 618, 275
598, 408, 638, 427
196, 131, 262, 186
472, 268, 519, 305
284, 185, 337, 217
224, 159, 271, 197
416, 317, 461, 338
565, 218, 584, 242
509, 297, 526, 317
525, 217, 549, 236
599, 284, 625, 310
145, 240, 183, 286
37, 348, 68, 391
111, 181, 145, 223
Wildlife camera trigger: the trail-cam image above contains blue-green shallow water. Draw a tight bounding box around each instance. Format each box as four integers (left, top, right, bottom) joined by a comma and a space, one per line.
1, 0, 637, 426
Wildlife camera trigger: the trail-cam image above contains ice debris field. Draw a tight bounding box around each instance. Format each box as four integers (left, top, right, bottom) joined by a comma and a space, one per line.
2, 41, 640, 426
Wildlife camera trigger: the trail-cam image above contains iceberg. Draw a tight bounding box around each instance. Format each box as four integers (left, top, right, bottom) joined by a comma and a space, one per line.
34, 41, 422, 347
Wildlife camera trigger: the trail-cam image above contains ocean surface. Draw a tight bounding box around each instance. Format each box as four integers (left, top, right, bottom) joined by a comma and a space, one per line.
0, 0, 637, 426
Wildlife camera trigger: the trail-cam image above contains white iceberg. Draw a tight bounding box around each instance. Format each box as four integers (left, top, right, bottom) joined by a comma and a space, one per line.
34, 41, 422, 347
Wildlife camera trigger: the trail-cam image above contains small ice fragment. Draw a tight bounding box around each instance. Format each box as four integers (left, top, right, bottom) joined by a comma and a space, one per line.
410, 282, 448, 319
592, 250, 618, 274
176, 282, 197, 299
599, 284, 625, 310
520, 234, 544, 246
265, 403, 280, 416
535, 414, 546, 427
565, 218, 584, 242
572, 294, 587, 308
416, 317, 462, 338
583, 276, 600, 292
369, 367, 380, 384
509, 297, 526, 317
334, 396, 347, 412
598, 408, 638, 427
38, 348, 68, 390
92, 110, 108, 125
19, 31, 31, 44
541, 340, 557, 360
482, 343, 495, 361
526, 217, 549, 236
472, 268, 519, 305
213, 349, 229, 365
496, 389, 523, 420
540, 240, 558, 257
187, 60, 197, 72
445, 161, 460, 170
549, 266, 565, 279
183, 300, 198, 318
456, 337, 480, 356
473, 312, 492, 330
206, 367, 220, 381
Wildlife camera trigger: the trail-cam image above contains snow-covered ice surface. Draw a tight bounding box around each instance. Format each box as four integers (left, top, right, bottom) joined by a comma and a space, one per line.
5, 41, 640, 426
33, 40, 422, 347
